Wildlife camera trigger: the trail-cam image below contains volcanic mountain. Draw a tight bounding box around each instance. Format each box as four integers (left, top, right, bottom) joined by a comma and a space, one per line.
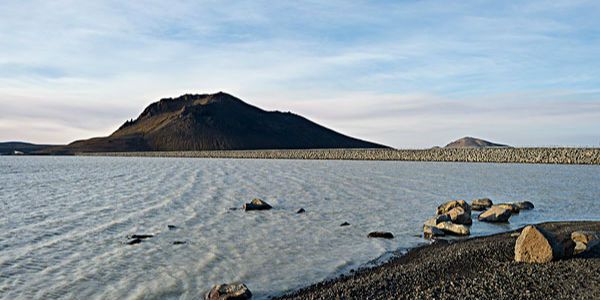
444, 137, 510, 148
45, 92, 386, 154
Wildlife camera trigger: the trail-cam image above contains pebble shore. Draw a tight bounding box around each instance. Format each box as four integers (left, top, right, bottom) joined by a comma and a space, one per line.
82, 147, 600, 164
275, 221, 600, 300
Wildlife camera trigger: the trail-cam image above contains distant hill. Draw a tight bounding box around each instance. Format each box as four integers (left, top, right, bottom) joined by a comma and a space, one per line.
444, 137, 510, 148
43, 92, 387, 154
0, 142, 56, 155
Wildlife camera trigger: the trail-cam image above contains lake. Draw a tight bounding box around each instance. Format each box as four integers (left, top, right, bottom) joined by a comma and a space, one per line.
1, 156, 599, 299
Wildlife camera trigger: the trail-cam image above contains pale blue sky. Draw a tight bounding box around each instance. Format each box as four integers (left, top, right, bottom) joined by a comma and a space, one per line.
1, 0, 599, 147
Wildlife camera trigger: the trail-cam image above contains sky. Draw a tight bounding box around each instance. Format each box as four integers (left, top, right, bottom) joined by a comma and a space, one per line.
1, 0, 599, 148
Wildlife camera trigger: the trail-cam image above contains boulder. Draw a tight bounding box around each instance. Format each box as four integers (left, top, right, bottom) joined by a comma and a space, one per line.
243, 198, 272, 211
515, 225, 575, 263
340, 222, 350, 227
447, 206, 472, 225
423, 225, 445, 239
436, 200, 471, 215
129, 234, 154, 239
478, 206, 511, 223
494, 203, 520, 213
206, 282, 252, 300
368, 231, 394, 239
436, 222, 470, 236
471, 198, 493, 211
515, 201, 534, 210
296, 208, 306, 214
571, 231, 600, 254
423, 214, 451, 227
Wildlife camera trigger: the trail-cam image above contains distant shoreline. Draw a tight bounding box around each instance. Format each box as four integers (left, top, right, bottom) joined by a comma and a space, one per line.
76, 147, 600, 165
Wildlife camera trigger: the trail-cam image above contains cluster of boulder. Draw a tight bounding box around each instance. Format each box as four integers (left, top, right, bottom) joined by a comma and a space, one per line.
514, 225, 600, 263
423, 200, 472, 238
423, 198, 535, 239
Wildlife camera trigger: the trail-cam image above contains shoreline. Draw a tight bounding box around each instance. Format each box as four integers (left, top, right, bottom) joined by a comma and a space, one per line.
76, 148, 600, 165
273, 221, 600, 300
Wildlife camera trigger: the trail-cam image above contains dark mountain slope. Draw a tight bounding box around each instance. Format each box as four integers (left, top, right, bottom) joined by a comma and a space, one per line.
46, 92, 386, 154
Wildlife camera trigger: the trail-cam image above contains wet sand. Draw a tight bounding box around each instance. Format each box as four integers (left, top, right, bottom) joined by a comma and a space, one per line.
275, 221, 600, 300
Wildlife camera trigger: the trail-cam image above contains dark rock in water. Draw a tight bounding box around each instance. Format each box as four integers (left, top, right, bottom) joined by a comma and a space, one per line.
340, 222, 351, 227
495, 203, 520, 214
368, 232, 394, 239
515, 201, 534, 210
297, 208, 306, 214
478, 206, 512, 223
167, 225, 178, 230
243, 198, 272, 211
127, 238, 143, 245
228, 207, 238, 211
472, 198, 493, 211
206, 282, 252, 300
173, 241, 187, 245
129, 234, 154, 239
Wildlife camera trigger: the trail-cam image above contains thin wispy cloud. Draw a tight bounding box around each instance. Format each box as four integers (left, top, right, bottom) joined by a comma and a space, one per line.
0, 0, 599, 147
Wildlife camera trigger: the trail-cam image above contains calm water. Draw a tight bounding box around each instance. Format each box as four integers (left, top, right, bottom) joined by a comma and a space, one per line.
1, 156, 599, 299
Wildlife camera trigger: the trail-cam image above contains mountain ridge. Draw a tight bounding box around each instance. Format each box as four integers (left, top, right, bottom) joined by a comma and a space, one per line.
42, 92, 387, 154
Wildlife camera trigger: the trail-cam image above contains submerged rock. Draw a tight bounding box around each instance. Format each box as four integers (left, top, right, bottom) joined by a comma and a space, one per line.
368, 231, 394, 239
243, 198, 272, 211
129, 234, 154, 239
515, 225, 574, 263
478, 206, 512, 223
472, 198, 493, 211
297, 208, 306, 214
436, 222, 470, 236
340, 222, 351, 227
423, 225, 445, 239
173, 241, 187, 245
167, 225, 178, 230
206, 282, 252, 300
126, 234, 153, 245
127, 238, 143, 245
515, 201, 534, 210
447, 206, 472, 225
436, 200, 471, 216
571, 231, 600, 254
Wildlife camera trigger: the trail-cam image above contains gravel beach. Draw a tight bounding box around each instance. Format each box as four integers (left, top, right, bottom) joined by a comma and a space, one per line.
275, 221, 600, 300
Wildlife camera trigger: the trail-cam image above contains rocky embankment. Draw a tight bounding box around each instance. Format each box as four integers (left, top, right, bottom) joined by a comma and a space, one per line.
82, 148, 600, 164
275, 221, 600, 300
